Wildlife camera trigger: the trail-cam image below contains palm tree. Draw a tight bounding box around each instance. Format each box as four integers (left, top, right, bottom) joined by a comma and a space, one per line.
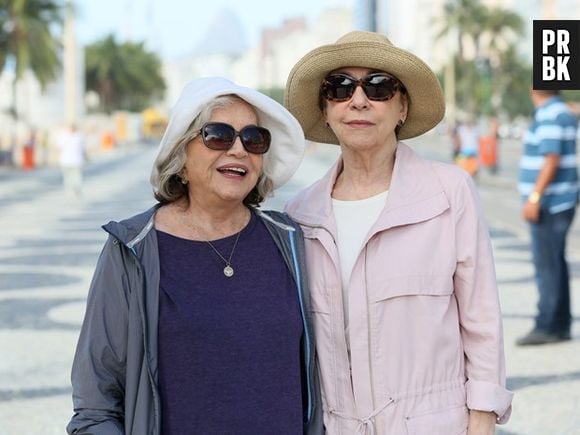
85, 35, 118, 113
481, 7, 524, 60
0, 0, 64, 157
436, 0, 488, 118
437, 0, 525, 116
85, 34, 165, 113
494, 46, 532, 118
436, 0, 486, 62
479, 7, 524, 113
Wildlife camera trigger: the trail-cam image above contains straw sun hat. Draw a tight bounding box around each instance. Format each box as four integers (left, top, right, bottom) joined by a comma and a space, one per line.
284, 31, 445, 144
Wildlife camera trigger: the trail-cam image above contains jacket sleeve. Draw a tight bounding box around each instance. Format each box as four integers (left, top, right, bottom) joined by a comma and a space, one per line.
66, 236, 131, 434
452, 174, 514, 424
288, 218, 325, 435
262, 210, 325, 435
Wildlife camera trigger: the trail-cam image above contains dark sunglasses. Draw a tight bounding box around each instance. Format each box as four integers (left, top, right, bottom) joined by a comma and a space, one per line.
197, 122, 271, 154
320, 72, 404, 102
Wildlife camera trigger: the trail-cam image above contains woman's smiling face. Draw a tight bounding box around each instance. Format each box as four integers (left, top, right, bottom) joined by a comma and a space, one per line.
182, 98, 264, 205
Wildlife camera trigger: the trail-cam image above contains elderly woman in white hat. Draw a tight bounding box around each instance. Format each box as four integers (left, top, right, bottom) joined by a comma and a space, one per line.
285, 31, 513, 435
67, 77, 323, 435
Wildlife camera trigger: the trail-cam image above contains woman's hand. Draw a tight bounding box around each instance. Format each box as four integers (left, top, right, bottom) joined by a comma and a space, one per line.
467, 410, 496, 435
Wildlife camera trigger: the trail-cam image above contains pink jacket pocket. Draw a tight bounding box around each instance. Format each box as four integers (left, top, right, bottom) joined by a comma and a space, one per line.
371, 275, 454, 303
405, 404, 468, 435
309, 293, 331, 314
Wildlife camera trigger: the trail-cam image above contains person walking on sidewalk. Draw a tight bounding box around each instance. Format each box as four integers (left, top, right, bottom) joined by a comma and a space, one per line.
57, 124, 86, 198
284, 31, 512, 434
516, 89, 578, 346
455, 115, 480, 177
67, 77, 323, 435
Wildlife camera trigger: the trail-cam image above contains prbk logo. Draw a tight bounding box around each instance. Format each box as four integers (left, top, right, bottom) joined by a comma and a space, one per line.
533, 20, 580, 90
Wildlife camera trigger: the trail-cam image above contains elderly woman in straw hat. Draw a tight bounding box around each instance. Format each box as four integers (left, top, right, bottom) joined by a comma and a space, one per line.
67, 77, 323, 435
284, 31, 513, 435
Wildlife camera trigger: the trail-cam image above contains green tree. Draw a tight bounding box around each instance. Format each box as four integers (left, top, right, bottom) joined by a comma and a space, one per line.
258, 87, 284, 105
437, 0, 489, 116
478, 7, 524, 113
85, 34, 165, 113
0, 0, 64, 148
562, 90, 580, 104
437, 0, 486, 63
437, 0, 525, 117
494, 47, 532, 118
482, 7, 524, 59
451, 54, 490, 115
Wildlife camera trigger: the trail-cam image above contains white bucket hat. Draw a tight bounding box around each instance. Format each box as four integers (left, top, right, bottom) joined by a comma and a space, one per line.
151, 77, 305, 190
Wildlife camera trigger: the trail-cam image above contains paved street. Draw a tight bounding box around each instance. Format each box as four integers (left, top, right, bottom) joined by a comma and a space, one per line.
0, 135, 579, 434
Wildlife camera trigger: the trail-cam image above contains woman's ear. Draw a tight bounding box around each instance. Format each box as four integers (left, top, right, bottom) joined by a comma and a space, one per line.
399, 94, 409, 121
178, 167, 188, 184
322, 108, 329, 127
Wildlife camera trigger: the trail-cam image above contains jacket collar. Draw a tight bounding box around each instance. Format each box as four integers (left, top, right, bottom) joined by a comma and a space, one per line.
287, 142, 450, 233
102, 204, 297, 252
102, 204, 161, 248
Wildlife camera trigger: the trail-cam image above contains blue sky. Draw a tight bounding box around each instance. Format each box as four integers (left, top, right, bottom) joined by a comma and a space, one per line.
75, 0, 352, 58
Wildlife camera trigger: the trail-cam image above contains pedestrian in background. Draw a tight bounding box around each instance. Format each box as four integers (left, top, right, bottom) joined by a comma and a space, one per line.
57, 124, 86, 198
516, 89, 578, 346
66, 77, 323, 435
22, 129, 37, 170
285, 30, 512, 434
455, 114, 480, 177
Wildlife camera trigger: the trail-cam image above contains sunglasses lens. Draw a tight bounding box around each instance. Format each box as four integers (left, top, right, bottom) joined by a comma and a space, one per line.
323, 75, 356, 101
322, 73, 401, 102
201, 123, 271, 154
363, 74, 398, 100
202, 123, 235, 150
240, 126, 271, 154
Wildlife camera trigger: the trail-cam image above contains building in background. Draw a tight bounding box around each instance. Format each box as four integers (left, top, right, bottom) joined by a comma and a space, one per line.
355, 0, 449, 71
254, 17, 308, 89
162, 7, 248, 110
355, 0, 378, 31
238, 9, 353, 90
356, 0, 580, 70
352, 0, 579, 124
162, 6, 353, 108
0, 3, 352, 165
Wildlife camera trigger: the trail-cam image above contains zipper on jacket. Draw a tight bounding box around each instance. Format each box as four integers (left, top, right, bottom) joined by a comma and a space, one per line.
288, 230, 313, 422
110, 229, 161, 435
290, 218, 337, 246
127, 247, 162, 433
256, 209, 297, 232
127, 219, 154, 249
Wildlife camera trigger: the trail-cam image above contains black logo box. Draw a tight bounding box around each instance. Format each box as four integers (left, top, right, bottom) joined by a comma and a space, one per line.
533, 20, 580, 90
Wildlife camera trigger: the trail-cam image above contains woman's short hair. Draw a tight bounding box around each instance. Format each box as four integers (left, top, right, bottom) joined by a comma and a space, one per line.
152, 95, 274, 207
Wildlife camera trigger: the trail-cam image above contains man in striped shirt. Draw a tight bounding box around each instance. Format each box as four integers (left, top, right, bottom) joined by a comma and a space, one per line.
517, 89, 578, 346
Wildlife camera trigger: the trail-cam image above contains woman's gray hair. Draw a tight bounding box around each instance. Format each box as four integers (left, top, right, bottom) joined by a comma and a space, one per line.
152, 94, 274, 206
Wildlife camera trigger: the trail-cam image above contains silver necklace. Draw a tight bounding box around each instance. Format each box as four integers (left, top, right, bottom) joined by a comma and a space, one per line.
205, 231, 242, 277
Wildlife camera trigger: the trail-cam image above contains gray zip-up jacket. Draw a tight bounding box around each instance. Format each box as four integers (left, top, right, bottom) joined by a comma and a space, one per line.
67, 205, 324, 435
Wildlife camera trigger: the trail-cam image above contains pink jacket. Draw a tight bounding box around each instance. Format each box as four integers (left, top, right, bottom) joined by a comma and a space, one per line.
285, 143, 513, 435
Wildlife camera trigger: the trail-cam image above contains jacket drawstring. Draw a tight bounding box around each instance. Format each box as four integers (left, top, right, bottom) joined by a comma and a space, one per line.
327, 397, 394, 435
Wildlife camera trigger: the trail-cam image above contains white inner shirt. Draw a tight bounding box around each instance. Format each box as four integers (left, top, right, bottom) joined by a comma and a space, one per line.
332, 190, 388, 355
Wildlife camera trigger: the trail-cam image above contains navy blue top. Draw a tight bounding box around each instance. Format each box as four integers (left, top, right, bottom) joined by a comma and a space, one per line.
157, 211, 304, 434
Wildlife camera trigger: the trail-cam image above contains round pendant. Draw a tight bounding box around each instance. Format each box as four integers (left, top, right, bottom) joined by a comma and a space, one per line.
223, 265, 234, 277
